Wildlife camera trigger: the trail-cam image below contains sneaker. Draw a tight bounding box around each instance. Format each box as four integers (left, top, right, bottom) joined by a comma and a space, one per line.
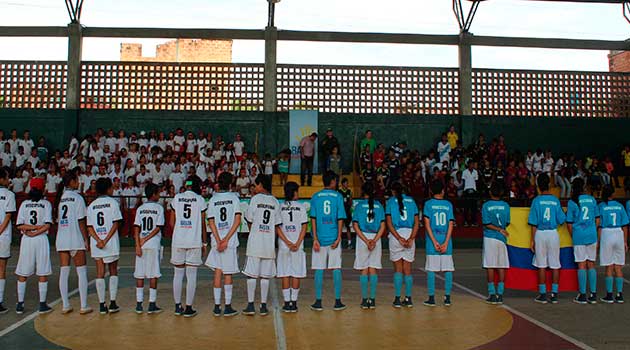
282, 302, 292, 313
79, 307, 93, 315
485, 295, 498, 305
360, 298, 369, 310
260, 303, 269, 316
0, 303, 8, 314
587, 293, 597, 304
16, 302, 25, 314
423, 296, 436, 307
601, 293, 615, 304
99, 303, 108, 315
615, 293, 624, 304
403, 296, 414, 308
463, 223, 470, 228
310, 299, 323, 311
61, 306, 73, 314
290, 301, 298, 313
135, 302, 143, 314
333, 299, 347, 311
183, 305, 197, 318
573, 294, 587, 305
223, 304, 239, 317
243, 302, 256, 316
147, 303, 162, 314
496, 295, 504, 305
369, 298, 376, 309
392, 297, 402, 308
534, 294, 548, 304
444, 295, 452, 307
549, 293, 559, 304
213, 304, 222, 317
38, 302, 53, 314
108, 301, 120, 314
174, 303, 184, 316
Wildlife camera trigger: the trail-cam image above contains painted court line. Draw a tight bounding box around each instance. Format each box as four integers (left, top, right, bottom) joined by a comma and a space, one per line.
419, 268, 595, 350
0, 279, 96, 338
270, 279, 287, 350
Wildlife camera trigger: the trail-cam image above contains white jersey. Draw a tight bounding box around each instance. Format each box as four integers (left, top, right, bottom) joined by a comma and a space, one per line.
87, 196, 123, 258
279, 201, 308, 251
17, 199, 53, 233
133, 201, 164, 251
207, 191, 241, 249
0, 187, 16, 245
245, 193, 282, 259
170, 191, 207, 249
56, 190, 87, 251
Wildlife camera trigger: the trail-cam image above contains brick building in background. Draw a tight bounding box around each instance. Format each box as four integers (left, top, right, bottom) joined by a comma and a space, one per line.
120, 39, 232, 63
608, 50, 630, 116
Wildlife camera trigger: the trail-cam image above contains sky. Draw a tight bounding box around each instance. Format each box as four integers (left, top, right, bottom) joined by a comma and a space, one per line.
0, 0, 628, 70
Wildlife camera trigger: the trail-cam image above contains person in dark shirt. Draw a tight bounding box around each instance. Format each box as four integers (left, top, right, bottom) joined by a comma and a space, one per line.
320, 128, 339, 176
338, 178, 354, 249
377, 161, 391, 189
361, 162, 376, 185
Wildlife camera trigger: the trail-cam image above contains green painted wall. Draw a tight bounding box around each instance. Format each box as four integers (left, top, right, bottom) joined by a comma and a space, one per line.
0, 109, 75, 153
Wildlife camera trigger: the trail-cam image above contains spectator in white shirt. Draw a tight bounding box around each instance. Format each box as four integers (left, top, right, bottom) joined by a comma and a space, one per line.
26, 149, 40, 168
18, 130, 35, 156
461, 161, 479, 227
116, 130, 128, 153
233, 133, 245, 161
45, 167, 62, 195
169, 164, 186, 193
0, 143, 14, 168
15, 146, 28, 168
173, 128, 185, 153
235, 168, 251, 197
185, 132, 197, 155
136, 164, 152, 190
122, 177, 141, 209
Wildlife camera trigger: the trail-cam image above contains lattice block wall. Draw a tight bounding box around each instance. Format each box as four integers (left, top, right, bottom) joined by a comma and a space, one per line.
0, 61, 67, 109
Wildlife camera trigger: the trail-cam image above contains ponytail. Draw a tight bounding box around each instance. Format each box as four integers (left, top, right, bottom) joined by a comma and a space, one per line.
362, 182, 375, 221
284, 181, 299, 205
56, 170, 79, 208
601, 184, 615, 204
570, 178, 584, 209
391, 182, 405, 216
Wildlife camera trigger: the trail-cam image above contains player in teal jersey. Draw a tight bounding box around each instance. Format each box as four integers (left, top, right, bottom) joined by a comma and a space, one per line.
481, 182, 510, 305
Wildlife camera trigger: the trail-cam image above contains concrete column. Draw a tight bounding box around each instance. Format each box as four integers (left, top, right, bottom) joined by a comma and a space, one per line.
458, 32, 473, 116
66, 22, 83, 110
263, 26, 278, 112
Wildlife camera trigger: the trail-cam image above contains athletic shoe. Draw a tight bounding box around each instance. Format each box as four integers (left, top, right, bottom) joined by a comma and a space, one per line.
39, 303, 53, 314
496, 295, 504, 305
534, 294, 548, 304
423, 296, 436, 307
549, 293, 559, 304
135, 302, 143, 314
310, 299, 323, 311
282, 302, 292, 313
615, 293, 624, 304
147, 303, 162, 314
0, 303, 8, 314
290, 301, 298, 313
61, 306, 73, 314
16, 302, 24, 314
79, 307, 93, 315
243, 302, 256, 316
403, 296, 414, 308
223, 305, 239, 317
99, 303, 108, 315
360, 298, 369, 310
392, 297, 402, 308
333, 299, 347, 311
601, 293, 615, 304
485, 295, 498, 305
108, 301, 120, 314
213, 305, 222, 317
573, 294, 587, 305
260, 303, 269, 316
444, 295, 452, 307
369, 298, 376, 309
174, 303, 184, 316
183, 306, 197, 318
587, 293, 597, 304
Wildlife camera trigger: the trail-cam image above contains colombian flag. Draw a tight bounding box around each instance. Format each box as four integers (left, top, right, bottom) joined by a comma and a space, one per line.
505, 208, 578, 292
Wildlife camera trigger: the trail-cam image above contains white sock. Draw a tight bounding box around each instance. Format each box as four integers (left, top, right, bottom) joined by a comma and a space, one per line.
0, 278, 5, 303
38, 281, 48, 303
290, 288, 299, 302
136, 287, 144, 303
173, 267, 185, 304
96, 278, 106, 303
109, 276, 118, 302
260, 279, 270, 303
185, 266, 197, 306
213, 288, 222, 305
59, 266, 71, 308
282, 288, 290, 302
17, 281, 26, 303
149, 288, 157, 303
247, 279, 257, 303
76, 266, 89, 309
224, 284, 233, 305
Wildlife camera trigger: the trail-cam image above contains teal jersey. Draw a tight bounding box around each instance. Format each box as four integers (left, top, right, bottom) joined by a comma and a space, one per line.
598, 200, 629, 228
352, 199, 384, 234
385, 195, 419, 229
481, 200, 510, 244
423, 198, 455, 255
310, 189, 346, 246
566, 195, 599, 245
528, 194, 566, 230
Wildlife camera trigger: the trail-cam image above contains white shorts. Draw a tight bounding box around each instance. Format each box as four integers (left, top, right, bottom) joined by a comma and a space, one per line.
425, 255, 454, 272
276, 249, 307, 278
574, 243, 597, 263
15, 236, 52, 277
170, 247, 202, 266
389, 228, 415, 262
242, 256, 276, 278
600, 228, 625, 266
483, 237, 509, 269
354, 233, 382, 270
0, 239, 10, 259
134, 248, 162, 279
94, 255, 119, 264
311, 245, 342, 270
205, 247, 239, 274
533, 230, 561, 269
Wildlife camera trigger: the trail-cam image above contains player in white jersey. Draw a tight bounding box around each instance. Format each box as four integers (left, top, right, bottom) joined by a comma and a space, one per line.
169, 176, 208, 318
205, 172, 241, 317
277, 182, 308, 313
55, 170, 91, 315
15, 180, 53, 314
133, 183, 164, 314
242, 175, 282, 316
87, 178, 123, 315
0, 167, 16, 314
